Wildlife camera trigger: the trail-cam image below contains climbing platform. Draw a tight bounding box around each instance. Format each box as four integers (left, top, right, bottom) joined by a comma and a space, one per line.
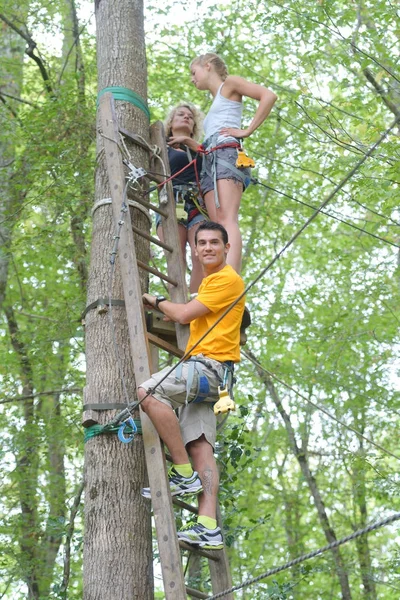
92, 92, 233, 599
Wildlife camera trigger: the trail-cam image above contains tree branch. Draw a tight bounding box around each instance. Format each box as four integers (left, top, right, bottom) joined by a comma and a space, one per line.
59, 480, 84, 595
0, 13, 54, 96
1, 387, 82, 404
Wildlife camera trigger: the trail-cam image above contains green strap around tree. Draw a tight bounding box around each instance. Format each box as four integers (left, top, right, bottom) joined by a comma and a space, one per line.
84, 421, 142, 443
97, 86, 150, 120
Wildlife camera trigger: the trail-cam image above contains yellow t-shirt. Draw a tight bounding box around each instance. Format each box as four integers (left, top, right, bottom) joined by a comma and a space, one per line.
186, 265, 245, 363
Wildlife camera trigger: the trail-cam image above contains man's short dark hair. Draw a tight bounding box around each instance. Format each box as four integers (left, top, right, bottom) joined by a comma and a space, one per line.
194, 221, 228, 245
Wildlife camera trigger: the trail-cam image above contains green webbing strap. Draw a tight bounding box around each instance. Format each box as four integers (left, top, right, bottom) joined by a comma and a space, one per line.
97, 86, 150, 120
84, 421, 142, 443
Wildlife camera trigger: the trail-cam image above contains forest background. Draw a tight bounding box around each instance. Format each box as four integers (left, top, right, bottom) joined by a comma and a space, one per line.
1, 0, 399, 598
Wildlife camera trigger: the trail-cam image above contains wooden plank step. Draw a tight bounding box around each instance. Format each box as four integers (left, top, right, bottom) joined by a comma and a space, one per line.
186, 586, 209, 599
147, 332, 183, 358
147, 311, 176, 337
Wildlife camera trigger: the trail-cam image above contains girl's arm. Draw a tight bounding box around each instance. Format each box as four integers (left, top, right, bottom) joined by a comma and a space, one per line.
220, 75, 277, 139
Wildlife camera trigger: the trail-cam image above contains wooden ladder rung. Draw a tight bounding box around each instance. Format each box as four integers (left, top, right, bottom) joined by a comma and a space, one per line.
185, 586, 209, 599
131, 195, 168, 218
179, 541, 220, 561
119, 126, 153, 153
145, 171, 167, 185
137, 260, 178, 286
132, 225, 173, 252
173, 498, 199, 515
147, 332, 184, 358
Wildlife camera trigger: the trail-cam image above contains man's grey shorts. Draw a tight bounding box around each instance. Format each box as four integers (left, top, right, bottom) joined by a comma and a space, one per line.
138, 355, 226, 449
200, 146, 251, 196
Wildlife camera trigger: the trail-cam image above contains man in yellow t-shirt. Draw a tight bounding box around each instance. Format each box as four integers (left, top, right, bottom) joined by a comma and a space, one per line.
138, 221, 245, 550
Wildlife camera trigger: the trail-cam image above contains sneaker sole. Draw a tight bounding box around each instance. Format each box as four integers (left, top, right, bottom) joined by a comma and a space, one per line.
141, 484, 203, 499
178, 538, 224, 550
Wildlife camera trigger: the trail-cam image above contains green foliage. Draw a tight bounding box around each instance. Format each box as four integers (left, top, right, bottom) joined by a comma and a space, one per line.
1, 0, 400, 598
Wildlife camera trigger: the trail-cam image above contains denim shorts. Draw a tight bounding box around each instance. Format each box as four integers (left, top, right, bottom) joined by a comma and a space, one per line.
155, 197, 207, 230
200, 146, 251, 196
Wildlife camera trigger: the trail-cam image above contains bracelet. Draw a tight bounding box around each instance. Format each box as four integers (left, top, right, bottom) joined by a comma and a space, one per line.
155, 296, 168, 309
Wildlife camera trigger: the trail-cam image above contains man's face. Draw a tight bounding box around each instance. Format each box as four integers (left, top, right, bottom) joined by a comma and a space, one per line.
195, 229, 229, 269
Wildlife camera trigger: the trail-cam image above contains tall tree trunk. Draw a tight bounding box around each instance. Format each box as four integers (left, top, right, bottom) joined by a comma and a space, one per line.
83, 0, 153, 598
247, 349, 353, 599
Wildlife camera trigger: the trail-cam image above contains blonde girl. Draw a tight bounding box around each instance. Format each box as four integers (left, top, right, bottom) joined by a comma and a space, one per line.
169, 53, 277, 273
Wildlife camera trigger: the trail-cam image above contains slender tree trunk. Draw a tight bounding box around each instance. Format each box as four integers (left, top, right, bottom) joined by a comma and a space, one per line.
83, 0, 153, 598
350, 416, 377, 599
247, 349, 353, 599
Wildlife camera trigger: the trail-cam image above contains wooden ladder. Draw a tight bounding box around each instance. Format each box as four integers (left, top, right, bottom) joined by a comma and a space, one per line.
99, 92, 233, 600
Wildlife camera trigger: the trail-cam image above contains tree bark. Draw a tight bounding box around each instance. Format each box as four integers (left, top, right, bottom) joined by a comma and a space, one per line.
83, 0, 153, 598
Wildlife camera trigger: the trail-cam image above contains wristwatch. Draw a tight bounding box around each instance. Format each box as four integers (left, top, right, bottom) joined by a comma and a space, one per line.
155, 296, 168, 309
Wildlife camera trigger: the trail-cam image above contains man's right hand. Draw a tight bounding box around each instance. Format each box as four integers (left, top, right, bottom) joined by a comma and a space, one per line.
142, 293, 156, 310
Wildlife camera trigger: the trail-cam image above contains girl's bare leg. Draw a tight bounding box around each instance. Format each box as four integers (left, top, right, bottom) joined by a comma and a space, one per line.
204, 178, 243, 273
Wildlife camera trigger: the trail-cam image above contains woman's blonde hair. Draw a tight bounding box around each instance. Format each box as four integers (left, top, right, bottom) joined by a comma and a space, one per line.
164, 103, 202, 141
190, 52, 228, 81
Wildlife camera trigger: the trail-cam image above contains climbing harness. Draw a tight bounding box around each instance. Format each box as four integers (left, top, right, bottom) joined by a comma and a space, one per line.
200, 134, 253, 208
174, 357, 235, 413
172, 184, 209, 223
148, 136, 255, 211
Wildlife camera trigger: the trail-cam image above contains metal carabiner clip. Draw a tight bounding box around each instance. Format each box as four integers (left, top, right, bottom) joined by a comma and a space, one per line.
117, 416, 138, 444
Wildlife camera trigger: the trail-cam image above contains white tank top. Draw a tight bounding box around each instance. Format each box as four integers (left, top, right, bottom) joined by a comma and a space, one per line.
203, 83, 243, 144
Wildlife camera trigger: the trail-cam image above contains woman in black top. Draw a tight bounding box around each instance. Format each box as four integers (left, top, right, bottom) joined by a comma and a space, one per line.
156, 103, 207, 294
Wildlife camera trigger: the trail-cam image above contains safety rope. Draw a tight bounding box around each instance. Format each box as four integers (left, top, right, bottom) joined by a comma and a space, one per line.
102, 113, 400, 429
252, 178, 400, 249
242, 349, 400, 462
205, 511, 400, 599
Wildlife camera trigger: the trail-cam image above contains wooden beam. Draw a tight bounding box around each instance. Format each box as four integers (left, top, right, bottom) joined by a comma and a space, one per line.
150, 122, 190, 350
